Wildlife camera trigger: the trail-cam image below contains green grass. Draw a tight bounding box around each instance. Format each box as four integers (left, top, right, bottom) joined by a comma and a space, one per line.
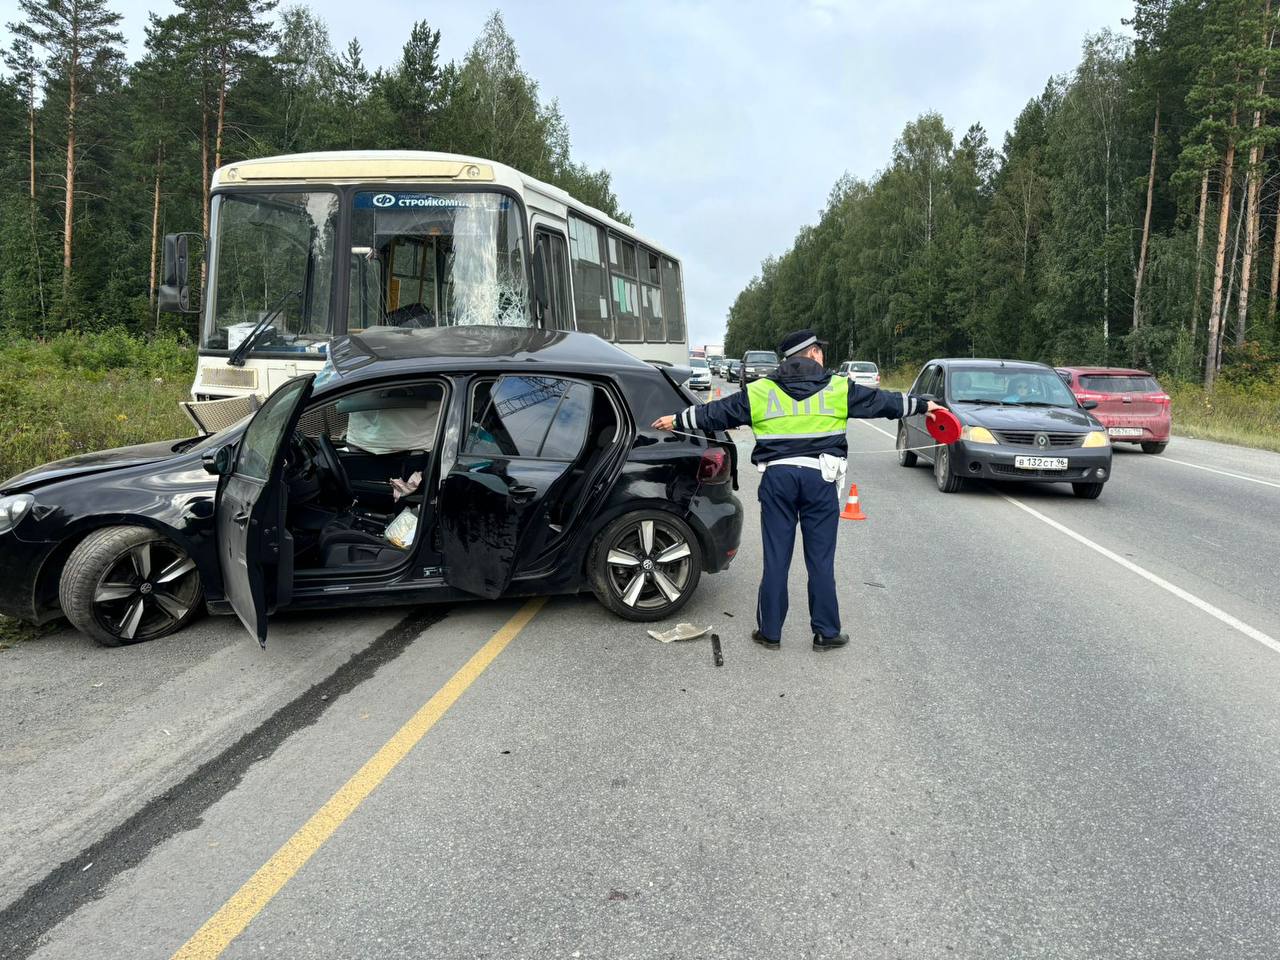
0, 329, 194, 480
1165, 379, 1280, 453
0, 330, 196, 646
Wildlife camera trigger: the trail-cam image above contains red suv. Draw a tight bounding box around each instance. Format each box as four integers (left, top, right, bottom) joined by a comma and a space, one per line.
1055, 367, 1171, 454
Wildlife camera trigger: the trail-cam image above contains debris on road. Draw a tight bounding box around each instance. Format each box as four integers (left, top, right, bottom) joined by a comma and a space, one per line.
646, 622, 711, 643
711, 633, 724, 666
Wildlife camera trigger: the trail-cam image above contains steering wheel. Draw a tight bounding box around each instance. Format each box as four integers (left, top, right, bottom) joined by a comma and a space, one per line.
315, 433, 355, 504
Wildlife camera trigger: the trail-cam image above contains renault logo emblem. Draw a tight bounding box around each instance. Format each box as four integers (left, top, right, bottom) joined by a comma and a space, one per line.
1036, 433, 1049, 449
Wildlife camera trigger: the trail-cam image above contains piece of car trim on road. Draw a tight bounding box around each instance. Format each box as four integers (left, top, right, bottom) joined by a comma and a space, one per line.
1150, 456, 1280, 490
171, 598, 546, 960
852, 419, 1280, 656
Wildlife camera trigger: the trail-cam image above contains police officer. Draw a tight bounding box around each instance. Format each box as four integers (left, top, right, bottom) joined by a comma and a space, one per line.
652, 329, 939, 650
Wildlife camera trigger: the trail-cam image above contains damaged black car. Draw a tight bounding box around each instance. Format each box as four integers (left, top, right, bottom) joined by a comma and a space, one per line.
0, 326, 743, 646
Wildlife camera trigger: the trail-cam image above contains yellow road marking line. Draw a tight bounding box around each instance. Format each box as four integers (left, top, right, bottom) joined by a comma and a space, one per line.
172, 598, 546, 960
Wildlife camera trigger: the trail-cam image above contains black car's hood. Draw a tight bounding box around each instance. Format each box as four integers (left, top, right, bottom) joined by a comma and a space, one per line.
2, 439, 191, 492
955, 403, 1095, 431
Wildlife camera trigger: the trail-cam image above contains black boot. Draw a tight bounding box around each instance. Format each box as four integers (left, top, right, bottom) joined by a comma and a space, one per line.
812, 632, 849, 650
752, 629, 780, 649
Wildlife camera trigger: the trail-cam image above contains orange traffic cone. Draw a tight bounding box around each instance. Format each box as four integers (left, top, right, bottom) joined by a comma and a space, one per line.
715, 387, 722, 398
840, 484, 867, 521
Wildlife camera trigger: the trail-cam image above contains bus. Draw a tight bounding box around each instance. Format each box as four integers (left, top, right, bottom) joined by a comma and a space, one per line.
159, 150, 690, 432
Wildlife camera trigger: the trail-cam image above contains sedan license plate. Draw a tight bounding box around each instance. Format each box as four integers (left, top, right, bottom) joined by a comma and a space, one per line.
1014, 456, 1068, 471
1108, 427, 1144, 437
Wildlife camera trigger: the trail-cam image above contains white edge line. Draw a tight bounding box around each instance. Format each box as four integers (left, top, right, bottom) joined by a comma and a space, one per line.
1000, 493, 1280, 656
1155, 456, 1280, 490
853, 416, 1279, 652
856, 419, 895, 439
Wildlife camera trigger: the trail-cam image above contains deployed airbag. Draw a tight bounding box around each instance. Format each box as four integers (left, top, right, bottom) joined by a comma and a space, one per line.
345, 399, 441, 454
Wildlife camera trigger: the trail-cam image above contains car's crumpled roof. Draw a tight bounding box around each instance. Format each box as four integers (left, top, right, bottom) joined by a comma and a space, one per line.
327, 325, 650, 378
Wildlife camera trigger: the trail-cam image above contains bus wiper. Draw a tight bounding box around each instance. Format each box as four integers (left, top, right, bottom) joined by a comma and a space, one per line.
228, 288, 302, 367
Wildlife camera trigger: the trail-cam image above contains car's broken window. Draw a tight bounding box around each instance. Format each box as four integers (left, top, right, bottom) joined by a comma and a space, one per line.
466, 376, 591, 460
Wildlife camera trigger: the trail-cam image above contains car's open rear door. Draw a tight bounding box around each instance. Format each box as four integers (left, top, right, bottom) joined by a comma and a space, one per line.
215, 375, 314, 647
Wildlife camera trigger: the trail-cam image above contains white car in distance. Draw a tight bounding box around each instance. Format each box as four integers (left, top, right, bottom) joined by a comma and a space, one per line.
687, 357, 712, 391
838, 360, 880, 388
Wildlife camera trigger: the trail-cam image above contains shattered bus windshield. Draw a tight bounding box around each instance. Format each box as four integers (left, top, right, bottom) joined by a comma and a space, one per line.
203, 191, 339, 354
348, 190, 531, 332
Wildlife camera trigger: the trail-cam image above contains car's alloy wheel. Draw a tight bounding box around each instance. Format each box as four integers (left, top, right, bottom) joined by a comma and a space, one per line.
60, 526, 203, 646
589, 511, 702, 622
897, 424, 918, 467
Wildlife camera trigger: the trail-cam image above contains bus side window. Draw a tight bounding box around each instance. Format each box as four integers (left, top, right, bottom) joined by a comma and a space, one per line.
607, 234, 642, 342
640, 248, 664, 342
661, 257, 685, 342
536, 230, 574, 331
568, 214, 612, 339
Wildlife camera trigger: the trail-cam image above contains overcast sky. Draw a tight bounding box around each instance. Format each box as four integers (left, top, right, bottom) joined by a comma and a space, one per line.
96, 0, 1130, 348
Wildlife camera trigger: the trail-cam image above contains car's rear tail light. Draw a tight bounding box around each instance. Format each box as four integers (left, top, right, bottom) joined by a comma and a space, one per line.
1151, 394, 1171, 405
698, 448, 730, 483
1075, 391, 1106, 403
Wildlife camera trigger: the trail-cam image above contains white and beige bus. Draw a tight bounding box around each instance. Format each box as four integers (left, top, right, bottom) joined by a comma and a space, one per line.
160, 150, 690, 430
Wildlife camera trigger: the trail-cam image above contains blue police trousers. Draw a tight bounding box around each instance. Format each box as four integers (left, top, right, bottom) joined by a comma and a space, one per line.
756, 465, 840, 641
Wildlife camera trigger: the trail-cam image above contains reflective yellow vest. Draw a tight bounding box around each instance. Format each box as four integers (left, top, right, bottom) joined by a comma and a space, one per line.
747, 375, 848, 438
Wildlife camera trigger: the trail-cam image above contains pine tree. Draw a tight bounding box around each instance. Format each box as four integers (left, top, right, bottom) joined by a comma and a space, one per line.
9, 0, 124, 313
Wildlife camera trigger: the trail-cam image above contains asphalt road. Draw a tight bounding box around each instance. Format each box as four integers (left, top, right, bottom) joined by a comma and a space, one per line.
4, 375, 1280, 959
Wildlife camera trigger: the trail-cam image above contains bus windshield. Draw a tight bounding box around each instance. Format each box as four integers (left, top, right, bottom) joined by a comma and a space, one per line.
201, 188, 532, 356
347, 190, 530, 332
203, 190, 340, 353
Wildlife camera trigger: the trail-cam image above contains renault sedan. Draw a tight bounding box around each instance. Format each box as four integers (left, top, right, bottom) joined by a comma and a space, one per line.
0, 326, 743, 647
898, 359, 1112, 498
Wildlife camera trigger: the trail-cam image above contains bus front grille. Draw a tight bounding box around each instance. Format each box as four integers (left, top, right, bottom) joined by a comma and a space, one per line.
199, 366, 259, 390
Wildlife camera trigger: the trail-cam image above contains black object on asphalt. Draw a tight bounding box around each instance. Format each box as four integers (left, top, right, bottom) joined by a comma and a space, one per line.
711, 633, 723, 666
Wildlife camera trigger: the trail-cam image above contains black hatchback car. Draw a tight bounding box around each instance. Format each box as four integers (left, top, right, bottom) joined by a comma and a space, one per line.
897, 358, 1113, 498
0, 326, 743, 647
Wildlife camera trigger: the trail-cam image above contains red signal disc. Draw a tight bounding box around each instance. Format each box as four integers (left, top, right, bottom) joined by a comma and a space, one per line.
926, 408, 962, 445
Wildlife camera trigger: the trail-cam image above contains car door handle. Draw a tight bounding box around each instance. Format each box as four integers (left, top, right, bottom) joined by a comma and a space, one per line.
232, 511, 251, 527
509, 484, 538, 503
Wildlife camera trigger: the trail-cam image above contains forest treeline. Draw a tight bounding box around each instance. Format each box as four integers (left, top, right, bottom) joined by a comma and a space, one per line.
0, 1, 625, 339
724, 0, 1280, 389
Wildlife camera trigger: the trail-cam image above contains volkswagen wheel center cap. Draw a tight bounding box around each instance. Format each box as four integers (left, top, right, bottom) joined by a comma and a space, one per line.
140, 582, 154, 595
642, 559, 654, 571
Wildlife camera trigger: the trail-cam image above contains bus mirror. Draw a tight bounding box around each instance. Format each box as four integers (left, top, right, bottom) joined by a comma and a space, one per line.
159, 233, 193, 313
532, 241, 550, 320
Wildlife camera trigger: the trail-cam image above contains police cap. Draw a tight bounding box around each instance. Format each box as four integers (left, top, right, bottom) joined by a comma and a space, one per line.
778, 328, 829, 359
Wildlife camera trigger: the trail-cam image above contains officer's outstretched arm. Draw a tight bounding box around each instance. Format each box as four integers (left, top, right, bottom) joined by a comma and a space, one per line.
658, 391, 752, 433
847, 381, 932, 420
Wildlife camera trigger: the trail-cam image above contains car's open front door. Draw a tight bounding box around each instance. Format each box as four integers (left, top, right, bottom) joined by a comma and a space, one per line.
215, 375, 314, 647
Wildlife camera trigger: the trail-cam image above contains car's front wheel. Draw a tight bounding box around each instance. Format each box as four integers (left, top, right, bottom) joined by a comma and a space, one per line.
1141, 441, 1168, 455
59, 526, 203, 646
897, 424, 918, 467
934, 444, 965, 493
588, 511, 703, 622
1071, 482, 1105, 499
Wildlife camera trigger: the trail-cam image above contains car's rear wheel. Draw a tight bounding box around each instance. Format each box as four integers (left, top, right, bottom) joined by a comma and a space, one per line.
1071, 482, 1105, 499
897, 424, 918, 467
934, 444, 964, 493
59, 526, 203, 646
1141, 441, 1168, 455
588, 511, 702, 622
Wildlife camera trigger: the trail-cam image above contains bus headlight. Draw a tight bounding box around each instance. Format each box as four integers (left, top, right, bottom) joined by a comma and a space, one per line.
961, 425, 997, 444
1082, 431, 1110, 448
0, 494, 35, 535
